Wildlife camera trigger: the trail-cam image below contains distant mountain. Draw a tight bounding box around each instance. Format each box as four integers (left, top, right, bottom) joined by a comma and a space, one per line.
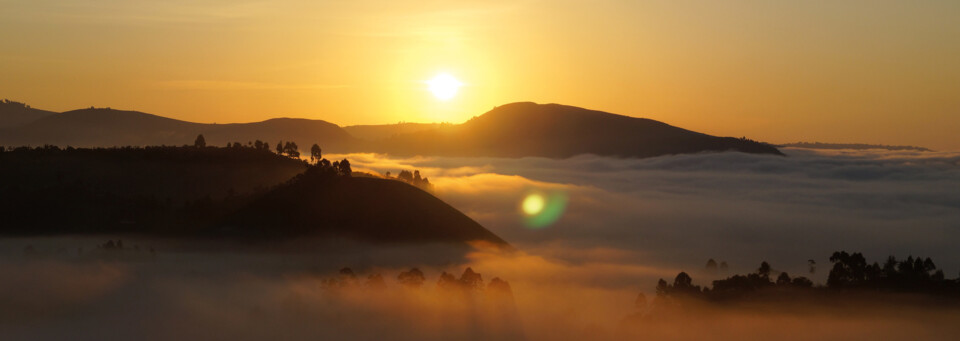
0, 99, 55, 129
374, 102, 783, 158
779, 142, 932, 152
343, 122, 445, 141
1, 107, 358, 151
0, 101, 782, 158
0, 146, 507, 247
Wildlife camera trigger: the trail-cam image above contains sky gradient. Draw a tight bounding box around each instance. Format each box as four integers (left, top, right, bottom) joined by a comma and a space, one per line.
2, 0, 958, 149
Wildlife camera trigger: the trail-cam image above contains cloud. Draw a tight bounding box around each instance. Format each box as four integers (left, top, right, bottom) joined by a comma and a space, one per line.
3, 149, 959, 339
335, 149, 960, 278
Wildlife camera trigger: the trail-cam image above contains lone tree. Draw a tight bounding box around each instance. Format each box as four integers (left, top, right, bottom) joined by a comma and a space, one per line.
758, 261, 772, 280
276, 141, 283, 155
194, 134, 206, 148
338, 158, 351, 176
310, 144, 322, 164
398, 268, 426, 289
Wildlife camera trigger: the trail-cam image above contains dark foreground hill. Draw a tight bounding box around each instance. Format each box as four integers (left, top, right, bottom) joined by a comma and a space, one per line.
0, 146, 507, 246
374, 102, 783, 158
223, 167, 507, 244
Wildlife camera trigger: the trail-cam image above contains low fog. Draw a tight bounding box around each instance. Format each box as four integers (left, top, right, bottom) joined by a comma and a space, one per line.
336, 148, 960, 277
3, 148, 959, 340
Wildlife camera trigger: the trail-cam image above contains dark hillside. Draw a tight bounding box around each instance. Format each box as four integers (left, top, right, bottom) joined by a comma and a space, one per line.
0, 146, 507, 247
376, 102, 783, 158
222, 170, 507, 245
0, 99, 56, 129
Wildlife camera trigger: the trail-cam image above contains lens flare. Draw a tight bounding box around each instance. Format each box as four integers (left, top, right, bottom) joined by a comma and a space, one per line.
520, 191, 569, 229
522, 194, 545, 215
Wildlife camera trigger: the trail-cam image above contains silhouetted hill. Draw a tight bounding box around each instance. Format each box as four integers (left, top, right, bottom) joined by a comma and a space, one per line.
0, 99, 55, 129
0, 146, 507, 246
1, 101, 781, 158
222, 170, 507, 245
343, 122, 445, 141
375, 102, 783, 158
1, 107, 358, 152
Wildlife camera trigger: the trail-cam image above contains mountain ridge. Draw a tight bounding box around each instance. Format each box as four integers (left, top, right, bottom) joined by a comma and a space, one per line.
0, 101, 782, 158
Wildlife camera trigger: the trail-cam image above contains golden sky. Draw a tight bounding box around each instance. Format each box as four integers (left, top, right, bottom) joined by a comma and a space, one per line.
2, 0, 958, 149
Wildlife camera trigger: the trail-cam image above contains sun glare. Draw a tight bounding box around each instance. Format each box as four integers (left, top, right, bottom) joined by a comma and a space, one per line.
426, 73, 463, 101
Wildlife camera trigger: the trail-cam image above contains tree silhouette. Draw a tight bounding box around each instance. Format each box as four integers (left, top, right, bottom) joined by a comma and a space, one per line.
776, 272, 791, 285
827, 251, 868, 288
460, 267, 483, 290
758, 261, 771, 280
397, 170, 413, 182
706, 259, 718, 274
655, 251, 960, 303
194, 134, 206, 148
276, 141, 283, 155
366, 274, 387, 290
282, 141, 299, 158
655, 279, 669, 297
338, 159, 351, 176
310, 144, 322, 164
634, 293, 647, 310
655, 271, 702, 297
437, 271, 460, 290
398, 268, 425, 289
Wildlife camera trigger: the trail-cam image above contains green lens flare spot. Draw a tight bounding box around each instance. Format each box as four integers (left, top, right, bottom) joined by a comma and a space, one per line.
521, 191, 568, 229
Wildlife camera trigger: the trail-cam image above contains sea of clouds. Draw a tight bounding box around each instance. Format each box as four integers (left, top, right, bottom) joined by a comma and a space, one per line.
336, 148, 960, 279
3, 148, 959, 340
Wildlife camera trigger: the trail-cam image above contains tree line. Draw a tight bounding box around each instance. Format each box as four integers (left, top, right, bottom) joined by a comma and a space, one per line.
654, 251, 960, 301
320, 266, 513, 299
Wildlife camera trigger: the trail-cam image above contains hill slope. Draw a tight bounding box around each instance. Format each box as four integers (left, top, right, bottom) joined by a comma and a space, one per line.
375, 102, 783, 158
223, 170, 507, 245
343, 122, 445, 141
2, 108, 358, 152
0, 100, 56, 129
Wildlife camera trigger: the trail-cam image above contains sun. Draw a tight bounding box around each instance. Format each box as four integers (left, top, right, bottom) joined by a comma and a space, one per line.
425, 73, 463, 101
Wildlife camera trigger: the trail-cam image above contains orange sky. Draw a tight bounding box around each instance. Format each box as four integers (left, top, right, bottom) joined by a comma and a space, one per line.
2, 1, 958, 150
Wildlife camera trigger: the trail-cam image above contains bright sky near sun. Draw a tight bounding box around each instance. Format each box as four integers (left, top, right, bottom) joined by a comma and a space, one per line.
2, 0, 959, 149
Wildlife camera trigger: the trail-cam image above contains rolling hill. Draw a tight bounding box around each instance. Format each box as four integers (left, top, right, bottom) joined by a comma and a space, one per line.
374, 102, 783, 158
1, 108, 358, 151
343, 122, 445, 141
0, 101, 782, 158
0, 99, 55, 129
